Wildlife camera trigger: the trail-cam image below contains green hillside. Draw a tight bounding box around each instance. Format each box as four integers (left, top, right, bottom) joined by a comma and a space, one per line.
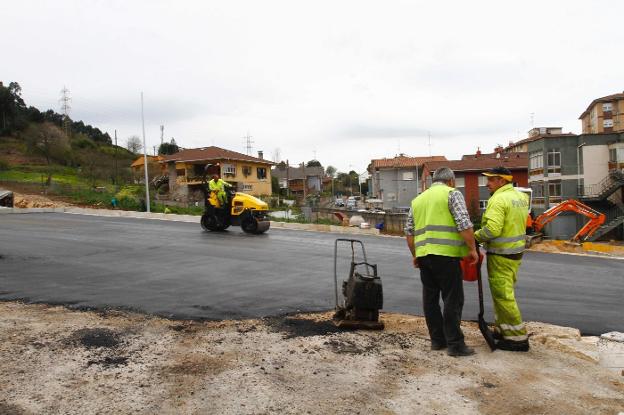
0, 82, 155, 210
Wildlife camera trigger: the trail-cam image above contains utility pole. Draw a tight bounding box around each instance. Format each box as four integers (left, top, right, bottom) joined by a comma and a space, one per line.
59, 86, 71, 137
243, 132, 254, 155
114, 130, 118, 186
428, 131, 432, 157
141, 92, 150, 213
160, 125, 164, 144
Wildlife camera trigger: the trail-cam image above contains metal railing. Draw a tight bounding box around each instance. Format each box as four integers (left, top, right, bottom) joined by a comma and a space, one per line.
578, 170, 624, 198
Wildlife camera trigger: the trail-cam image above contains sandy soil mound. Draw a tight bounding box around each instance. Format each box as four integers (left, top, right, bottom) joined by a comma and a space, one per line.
12, 192, 73, 208
0, 302, 622, 415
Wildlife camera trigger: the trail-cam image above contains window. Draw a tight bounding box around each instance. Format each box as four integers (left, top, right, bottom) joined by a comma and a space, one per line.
603, 102, 613, 112
547, 149, 561, 175
454, 177, 465, 187
531, 181, 545, 206
604, 119, 614, 128
257, 167, 267, 180
531, 181, 544, 198
242, 166, 252, 177
609, 148, 617, 162
478, 175, 488, 186
402, 171, 414, 181
479, 200, 488, 209
222, 164, 236, 176
242, 184, 253, 191
548, 181, 561, 205
176, 169, 185, 176
529, 151, 544, 175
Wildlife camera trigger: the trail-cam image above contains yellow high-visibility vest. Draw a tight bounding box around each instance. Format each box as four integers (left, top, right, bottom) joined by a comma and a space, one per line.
476, 183, 528, 255
411, 184, 468, 258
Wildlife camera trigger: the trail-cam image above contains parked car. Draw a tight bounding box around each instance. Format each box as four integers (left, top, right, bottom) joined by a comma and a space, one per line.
346, 196, 357, 210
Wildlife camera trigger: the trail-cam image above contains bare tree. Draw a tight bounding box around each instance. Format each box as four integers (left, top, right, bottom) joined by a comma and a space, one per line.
24, 122, 70, 185
126, 135, 143, 154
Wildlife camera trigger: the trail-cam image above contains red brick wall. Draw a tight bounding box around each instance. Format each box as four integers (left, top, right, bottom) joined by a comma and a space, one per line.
463, 172, 480, 217
512, 169, 528, 187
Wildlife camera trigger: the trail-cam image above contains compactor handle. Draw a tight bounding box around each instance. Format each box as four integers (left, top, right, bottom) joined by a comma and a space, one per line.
333, 239, 369, 308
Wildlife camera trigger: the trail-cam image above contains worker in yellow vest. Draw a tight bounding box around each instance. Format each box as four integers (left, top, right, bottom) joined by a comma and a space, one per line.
209, 174, 232, 205
475, 166, 530, 352
405, 167, 478, 357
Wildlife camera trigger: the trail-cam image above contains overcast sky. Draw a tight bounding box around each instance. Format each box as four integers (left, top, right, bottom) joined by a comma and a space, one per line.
3, 0, 623, 173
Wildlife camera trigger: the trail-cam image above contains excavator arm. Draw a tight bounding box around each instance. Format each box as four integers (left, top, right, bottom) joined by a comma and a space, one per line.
533, 199, 606, 243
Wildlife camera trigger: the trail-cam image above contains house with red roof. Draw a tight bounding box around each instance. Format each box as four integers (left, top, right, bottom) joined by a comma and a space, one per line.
421, 150, 528, 217
367, 154, 447, 210
160, 146, 274, 202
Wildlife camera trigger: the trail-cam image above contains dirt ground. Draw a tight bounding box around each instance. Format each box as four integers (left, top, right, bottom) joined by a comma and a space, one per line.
0, 302, 622, 415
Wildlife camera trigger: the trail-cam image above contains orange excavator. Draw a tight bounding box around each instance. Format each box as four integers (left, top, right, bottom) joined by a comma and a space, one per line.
527, 199, 606, 246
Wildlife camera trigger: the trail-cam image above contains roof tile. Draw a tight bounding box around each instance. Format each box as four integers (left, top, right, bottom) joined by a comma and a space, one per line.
161, 146, 273, 165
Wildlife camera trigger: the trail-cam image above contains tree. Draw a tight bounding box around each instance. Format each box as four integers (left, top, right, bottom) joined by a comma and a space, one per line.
158, 138, 179, 155
325, 165, 337, 178
0, 81, 27, 134
126, 135, 142, 154
271, 175, 280, 194
306, 159, 321, 167
24, 122, 70, 185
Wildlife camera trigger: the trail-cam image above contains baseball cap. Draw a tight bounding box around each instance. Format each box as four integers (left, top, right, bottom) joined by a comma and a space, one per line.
482, 166, 513, 181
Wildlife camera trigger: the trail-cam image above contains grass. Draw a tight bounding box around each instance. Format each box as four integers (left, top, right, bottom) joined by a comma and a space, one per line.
0, 169, 83, 186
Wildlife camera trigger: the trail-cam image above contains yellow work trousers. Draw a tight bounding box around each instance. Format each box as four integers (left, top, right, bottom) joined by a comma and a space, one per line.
486, 254, 528, 342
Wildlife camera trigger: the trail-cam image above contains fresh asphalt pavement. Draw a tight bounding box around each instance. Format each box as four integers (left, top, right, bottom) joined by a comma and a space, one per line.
1, 213, 622, 335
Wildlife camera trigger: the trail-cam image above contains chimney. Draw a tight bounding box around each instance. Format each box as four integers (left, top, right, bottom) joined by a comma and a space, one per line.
257, 150, 263, 160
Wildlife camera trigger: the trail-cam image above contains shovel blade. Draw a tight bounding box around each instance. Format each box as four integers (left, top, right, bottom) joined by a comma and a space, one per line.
478, 317, 497, 351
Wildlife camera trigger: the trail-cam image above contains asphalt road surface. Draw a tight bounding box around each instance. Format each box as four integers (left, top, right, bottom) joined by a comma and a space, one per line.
1, 213, 622, 335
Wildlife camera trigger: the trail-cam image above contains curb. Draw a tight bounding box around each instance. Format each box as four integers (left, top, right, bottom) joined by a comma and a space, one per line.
0, 207, 380, 236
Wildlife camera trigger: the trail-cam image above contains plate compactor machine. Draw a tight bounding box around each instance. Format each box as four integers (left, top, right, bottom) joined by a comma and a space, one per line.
332, 238, 384, 330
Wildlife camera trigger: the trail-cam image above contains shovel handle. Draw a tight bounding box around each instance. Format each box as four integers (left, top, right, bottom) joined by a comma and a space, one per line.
476, 249, 485, 316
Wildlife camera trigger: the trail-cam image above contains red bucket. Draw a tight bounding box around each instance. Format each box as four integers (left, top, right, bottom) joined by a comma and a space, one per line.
461, 251, 484, 282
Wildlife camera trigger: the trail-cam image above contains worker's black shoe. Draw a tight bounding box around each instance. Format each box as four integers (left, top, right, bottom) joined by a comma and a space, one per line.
447, 345, 475, 357
430, 341, 447, 351
497, 339, 530, 352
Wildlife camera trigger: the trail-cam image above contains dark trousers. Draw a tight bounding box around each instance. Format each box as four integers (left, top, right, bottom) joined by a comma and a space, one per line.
418, 254, 465, 349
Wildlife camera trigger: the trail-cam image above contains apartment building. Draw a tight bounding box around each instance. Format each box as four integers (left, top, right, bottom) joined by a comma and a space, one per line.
579, 92, 624, 134
526, 132, 624, 239
506, 127, 575, 153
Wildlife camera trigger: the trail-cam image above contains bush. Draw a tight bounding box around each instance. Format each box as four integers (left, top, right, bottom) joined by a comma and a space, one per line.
0, 158, 10, 171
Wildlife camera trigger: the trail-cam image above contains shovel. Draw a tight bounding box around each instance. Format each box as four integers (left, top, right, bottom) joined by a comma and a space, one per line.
476, 251, 497, 351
